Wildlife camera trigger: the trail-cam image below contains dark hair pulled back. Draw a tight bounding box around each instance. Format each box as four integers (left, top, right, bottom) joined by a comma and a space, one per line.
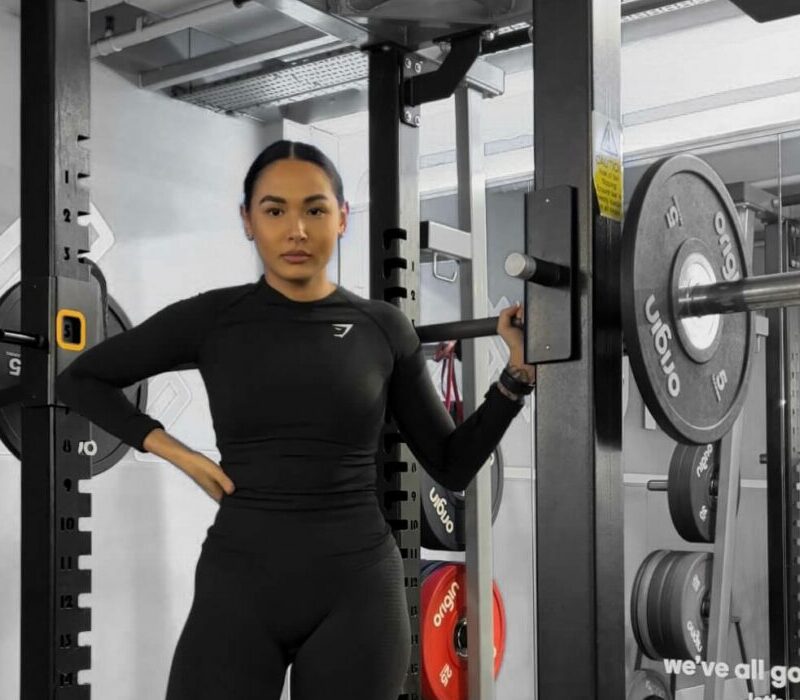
242, 140, 345, 211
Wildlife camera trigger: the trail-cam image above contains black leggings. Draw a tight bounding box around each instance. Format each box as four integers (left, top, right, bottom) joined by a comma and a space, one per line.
164, 538, 411, 699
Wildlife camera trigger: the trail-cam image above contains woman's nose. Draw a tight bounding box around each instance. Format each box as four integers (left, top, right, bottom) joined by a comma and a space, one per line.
285, 214, 308, 239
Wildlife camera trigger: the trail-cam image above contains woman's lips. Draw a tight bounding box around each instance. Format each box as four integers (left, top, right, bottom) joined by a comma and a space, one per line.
282, 254, 311, 263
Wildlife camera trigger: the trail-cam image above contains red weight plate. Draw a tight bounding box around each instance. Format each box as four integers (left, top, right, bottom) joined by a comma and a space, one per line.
420, 563, 506, 700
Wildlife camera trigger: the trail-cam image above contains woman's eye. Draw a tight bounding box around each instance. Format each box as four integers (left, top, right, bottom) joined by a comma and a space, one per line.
308, 207, 327, 216
263, 208, 282, 216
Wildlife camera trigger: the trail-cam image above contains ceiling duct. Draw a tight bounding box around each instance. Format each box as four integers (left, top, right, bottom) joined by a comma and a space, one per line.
328, 0, 531, 33
620, 0, 718, 22
91, 0, 254, 58
158, 0, 734, 122
339, 0, 517, 12
339, 0, 391, 10
173, 49, 368, 111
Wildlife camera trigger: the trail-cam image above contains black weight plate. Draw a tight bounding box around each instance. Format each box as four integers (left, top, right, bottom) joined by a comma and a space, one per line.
627, 669, 672, 700
631, 549, 674, 660
668, 441, 742, 543
668, 442, 716, 542
421, 445, 504, 551
631, 550, 665, 660
646, 551, 683, 660
447, 447, 504, 542
420, 560, 443, 581
0, 282, 148, 475
421, 476, 457, 550
621, 154, 755, 444
663, 551, 711, 660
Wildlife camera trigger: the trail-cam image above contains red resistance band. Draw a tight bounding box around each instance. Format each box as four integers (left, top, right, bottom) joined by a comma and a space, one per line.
433, 339, 463, 424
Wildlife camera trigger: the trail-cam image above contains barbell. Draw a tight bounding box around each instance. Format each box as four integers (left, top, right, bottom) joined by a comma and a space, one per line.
507, 153, 792, 445
420, 153, 786, 445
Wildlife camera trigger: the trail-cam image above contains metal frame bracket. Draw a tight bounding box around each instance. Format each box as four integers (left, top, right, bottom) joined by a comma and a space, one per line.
403, 28, 484, 107
526, 184, 577, 363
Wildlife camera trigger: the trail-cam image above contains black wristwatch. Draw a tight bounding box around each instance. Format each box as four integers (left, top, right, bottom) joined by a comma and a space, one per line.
499, 366, 535, 397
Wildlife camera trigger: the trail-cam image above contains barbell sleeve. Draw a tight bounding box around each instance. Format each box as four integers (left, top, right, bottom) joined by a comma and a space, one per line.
677, 271, 800, 318
0, 328, 47, 348
504, 252, 570, 287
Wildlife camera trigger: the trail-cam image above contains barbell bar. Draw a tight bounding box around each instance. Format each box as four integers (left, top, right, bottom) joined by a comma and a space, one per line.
415, 315, 523, 344
678, 269, 800, 317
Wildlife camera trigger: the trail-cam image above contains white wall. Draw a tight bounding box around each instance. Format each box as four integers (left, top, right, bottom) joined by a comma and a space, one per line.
623, 12, 800, 152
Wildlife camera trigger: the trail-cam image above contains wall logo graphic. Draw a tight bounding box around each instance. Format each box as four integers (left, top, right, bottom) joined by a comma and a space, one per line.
0, 205, 195, 463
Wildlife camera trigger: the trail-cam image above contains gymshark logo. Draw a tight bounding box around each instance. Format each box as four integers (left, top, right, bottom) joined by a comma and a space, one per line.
332, 323, 353, 338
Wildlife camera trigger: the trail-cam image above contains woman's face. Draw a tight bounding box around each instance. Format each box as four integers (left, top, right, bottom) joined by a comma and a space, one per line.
241, 158, 347, 285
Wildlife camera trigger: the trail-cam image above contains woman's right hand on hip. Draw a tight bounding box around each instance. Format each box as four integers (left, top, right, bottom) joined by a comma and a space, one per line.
182, 452, 236, 504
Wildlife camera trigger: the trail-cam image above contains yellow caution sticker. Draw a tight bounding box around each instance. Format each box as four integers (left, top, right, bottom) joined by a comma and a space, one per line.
592, 112, 623, 221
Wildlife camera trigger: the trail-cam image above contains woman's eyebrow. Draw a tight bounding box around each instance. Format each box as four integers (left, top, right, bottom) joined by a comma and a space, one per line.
257, 194, 328, 205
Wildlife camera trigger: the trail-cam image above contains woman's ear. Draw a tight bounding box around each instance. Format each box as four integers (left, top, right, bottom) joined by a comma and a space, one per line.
339, 200, 350, 236
240, 204, 253, 239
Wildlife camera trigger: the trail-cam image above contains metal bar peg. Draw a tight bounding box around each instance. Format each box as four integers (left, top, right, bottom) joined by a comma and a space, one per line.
505, 252, 570, 287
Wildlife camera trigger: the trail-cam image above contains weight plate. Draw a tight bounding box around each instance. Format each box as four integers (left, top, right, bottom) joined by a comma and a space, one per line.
631, 549, 678, 660
663, 552, 711, 660
421, 559, 444, 580
668, 441, 741, 543
420, 562, 506, 700
621, 154, 755, 444
631, 550, 672, 660
421, 443, 504, 551
646, 551, 683, 660
627, 669, 672, 700
668, 442, 716, 542
623, 355, 631, 418
0, 282, 148, 475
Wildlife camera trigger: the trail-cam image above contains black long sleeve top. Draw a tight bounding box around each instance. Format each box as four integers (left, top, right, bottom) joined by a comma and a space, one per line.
55, 274, 523, 512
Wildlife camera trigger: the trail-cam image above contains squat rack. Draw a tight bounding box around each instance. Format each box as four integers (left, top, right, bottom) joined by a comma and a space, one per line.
368, 38, 505, 699
359, 3, 627, 698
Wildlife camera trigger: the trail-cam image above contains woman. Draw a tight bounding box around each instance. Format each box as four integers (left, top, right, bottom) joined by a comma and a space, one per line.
55, 140, 536, 700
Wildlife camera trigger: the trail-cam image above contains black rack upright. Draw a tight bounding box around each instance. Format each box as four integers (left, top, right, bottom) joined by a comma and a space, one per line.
20, 1, 94, 698
532, 1, 625, 698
